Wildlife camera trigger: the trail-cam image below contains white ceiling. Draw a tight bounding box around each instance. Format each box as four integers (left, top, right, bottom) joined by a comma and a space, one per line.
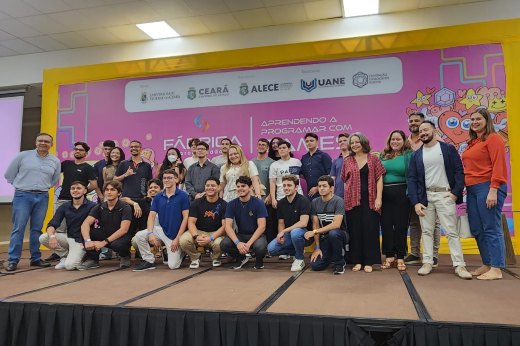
0, 0, 492, 57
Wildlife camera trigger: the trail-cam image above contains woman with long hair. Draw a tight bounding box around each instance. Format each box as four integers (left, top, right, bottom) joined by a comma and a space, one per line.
268, 137, 283, 161
173, 162, 187, 192
379, 130, 412, 271
462, 108, 508, 280
103, 147, 125, 183
340, 132, 386, 273
156, 147, 183, 181
220, 145, 262, 201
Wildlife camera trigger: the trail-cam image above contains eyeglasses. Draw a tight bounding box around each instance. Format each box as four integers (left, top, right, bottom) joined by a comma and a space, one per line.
73, 148, 86, 152
162, 176, 175, 181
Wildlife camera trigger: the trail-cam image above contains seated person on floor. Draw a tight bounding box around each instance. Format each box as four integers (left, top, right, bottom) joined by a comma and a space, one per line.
133, 169, 190, 271
79, 180, 133, 269
267, 174, 313, 272
180, 176, 227, 269
305, 175, 350, 275
40, 181, 96, 270
220, 176, 268, 270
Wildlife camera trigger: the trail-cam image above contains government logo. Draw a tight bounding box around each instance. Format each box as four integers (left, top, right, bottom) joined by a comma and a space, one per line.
352, 72, 368, 88
141, 92, 147, 104
240, 83, 249, 96
187, 87, 196, 100
301, 79, 317, 92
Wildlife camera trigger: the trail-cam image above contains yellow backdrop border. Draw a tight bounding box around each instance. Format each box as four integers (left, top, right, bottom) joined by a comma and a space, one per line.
41, 18, 520, 254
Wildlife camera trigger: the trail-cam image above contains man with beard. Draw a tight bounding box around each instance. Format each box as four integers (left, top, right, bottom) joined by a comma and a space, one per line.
79, 180, 133, 269
185, 141, 220, 201
211, 138, 232, 169
251, 138, 275, 241
45, 141, 101, 263
114, 140, 153, 199
40, 181, 96, 270
220, 176, 268, 269
405, 112, 442, 267
408, 121, 471, 279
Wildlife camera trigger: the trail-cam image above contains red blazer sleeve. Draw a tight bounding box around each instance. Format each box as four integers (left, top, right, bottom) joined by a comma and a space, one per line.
340, 158, 350, 183
371, 154, 386, 181
487, 133, 508, 188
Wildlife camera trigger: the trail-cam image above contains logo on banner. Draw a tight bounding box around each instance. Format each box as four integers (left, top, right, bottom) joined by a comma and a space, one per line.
188, 87, 196, 100
301, 79, 317, 92
239, 83, 249, 96
194, 115, 210, 132
352, 72, 369, 88
141, 92, 147, 104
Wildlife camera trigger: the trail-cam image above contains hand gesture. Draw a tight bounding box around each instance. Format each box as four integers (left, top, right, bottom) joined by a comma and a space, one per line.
415, 203, 426, 217
84, 240, 95, 250
311, 249, 322, 262
49, 237, 59, 249
126, 166, 135, 177
443, 193, 457, 201
308, 186, 318, 197
237, 242, 249, 255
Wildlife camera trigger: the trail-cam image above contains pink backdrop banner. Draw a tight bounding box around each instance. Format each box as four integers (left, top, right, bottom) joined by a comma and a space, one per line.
56, 43, 512, 232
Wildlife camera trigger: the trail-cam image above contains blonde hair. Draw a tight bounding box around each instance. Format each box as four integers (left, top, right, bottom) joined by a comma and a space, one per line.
222, 145, 250, 183
381, 130, 411, 160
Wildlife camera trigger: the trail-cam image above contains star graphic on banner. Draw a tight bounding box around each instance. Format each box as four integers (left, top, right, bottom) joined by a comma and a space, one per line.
459, 88, 483, 110
410, 90, 432, 108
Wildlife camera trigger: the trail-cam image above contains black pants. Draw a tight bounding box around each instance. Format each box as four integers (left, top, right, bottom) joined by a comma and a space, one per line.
310, 229, 349, 271
346, 196, 381, 266
264, 205, 277, 243
380, 183, 410, 259
85, 226, 132, 260
220, 234, 267, 259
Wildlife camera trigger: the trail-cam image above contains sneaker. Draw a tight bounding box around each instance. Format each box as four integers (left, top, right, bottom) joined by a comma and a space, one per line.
212, 260, 222, 267
162, 248, 168, 264
54, 257, 67, 270
77, 259, 100, 270
133, 261, 156, 272
190, 258, 201, 269
254, 257, 264, 269
333, 263, 346, 275
99, 248, 113, 260
44, 253, 61, 263
119, 256, 130, 268
278, 255, 291, 260
231, 256, 249, 269
265, 253, 272, 258
432, 257, 438, 268
221, 252, 227, 258
291, 259, 305, 272
246, 253, 252, 258
455, 266, 472, 280
404, 254, 421, 264
418, 263, 433, 276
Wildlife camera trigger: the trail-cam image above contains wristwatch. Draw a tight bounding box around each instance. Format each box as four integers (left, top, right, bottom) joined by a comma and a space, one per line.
193, 235, 199, 241
133, 202, 138, 207
105, 238, 111, 245
49, 235, 56, 239
313, 229, 318, 235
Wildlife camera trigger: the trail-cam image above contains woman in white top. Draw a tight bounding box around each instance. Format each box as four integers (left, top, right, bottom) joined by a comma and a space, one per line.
220, 145, 262, 201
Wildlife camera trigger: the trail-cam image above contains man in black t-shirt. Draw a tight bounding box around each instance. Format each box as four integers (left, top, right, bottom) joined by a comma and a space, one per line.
267, 175, 314, 272
78, 180, 133, 270
114, 140, 153, 199
180, 176, 227, 268
93, 140, 115, 197
46, 141, 101, 263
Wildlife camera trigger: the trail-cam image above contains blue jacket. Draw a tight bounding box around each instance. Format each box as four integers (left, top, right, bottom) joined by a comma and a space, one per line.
407, 142, 464, 207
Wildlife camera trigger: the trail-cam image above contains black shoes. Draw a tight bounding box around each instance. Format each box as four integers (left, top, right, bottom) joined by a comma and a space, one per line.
44, 253, 61, 262
30, 259, 51, 268
333, 263, 345, 275
404, 254, 421, 264
133, 261, 156, 272
254, 257, 264, 269
6, 262, 17, 271
231, 256, 249, 269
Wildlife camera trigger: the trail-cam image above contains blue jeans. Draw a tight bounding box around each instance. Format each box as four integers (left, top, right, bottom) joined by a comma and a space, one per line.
8, 191, 49, 264
267, 228, 314, 260
466, 181, 507, 268
311, 229, 349, 271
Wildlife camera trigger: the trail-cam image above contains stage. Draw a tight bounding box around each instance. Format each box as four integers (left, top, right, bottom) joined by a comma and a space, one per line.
1, 251, 519, 346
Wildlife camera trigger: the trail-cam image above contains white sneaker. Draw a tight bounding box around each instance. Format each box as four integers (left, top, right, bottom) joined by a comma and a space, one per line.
212, 260, 222, 267
290, 259, 305, 272
455, 266, 472, 280
279, 255, 291, 260
54, 257, 66, 270
246, 253, 251, 258
418, 263, 433, 276
190, 258, 201, 269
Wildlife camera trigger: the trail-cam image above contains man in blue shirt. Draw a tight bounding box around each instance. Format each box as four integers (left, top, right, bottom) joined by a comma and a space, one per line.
133, 169, 190, 271
40, 181, 96, 270
220, 176, 268, 270
300, 133, 332, 201
330, 133, 349, 198
92, 140, 115, 196
4, 132, 60, 271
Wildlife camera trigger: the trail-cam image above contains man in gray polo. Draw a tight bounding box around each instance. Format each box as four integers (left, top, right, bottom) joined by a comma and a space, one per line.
185, 141, 220, 201
4, 132, 60, 271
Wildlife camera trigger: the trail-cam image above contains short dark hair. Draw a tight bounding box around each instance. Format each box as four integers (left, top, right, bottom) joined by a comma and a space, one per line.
318, 175, 334, 187
104, 180, 122, 193
36, 132, 53, 141
277, 140, 292, 149
409, 112, 425, 119
130, 140, 142, 147
162, 169, 179, 178
221, 138, 232, 145
305, 133, 318, 140
421, 120, 436, 129
70, 180, 87, 189
103, 140, 115, 147
257, 138, 270, 146
74, 141, 90, 152
188, 138, 200, 147
236, 175, 252, 187
281, 174, 299, 186
205, 176, 220, 185
338, 133, 350, 141
197, 141, 209, 150
148, 178, 163, 190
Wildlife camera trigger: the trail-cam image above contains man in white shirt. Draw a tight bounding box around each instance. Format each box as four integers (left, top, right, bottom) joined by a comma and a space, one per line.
269, 140, 303, 209
211, 138, 231, 168
183, 138, 200, 169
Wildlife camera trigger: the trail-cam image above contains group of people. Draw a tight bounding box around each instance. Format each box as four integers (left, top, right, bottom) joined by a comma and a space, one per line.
4, 107, 507, 280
